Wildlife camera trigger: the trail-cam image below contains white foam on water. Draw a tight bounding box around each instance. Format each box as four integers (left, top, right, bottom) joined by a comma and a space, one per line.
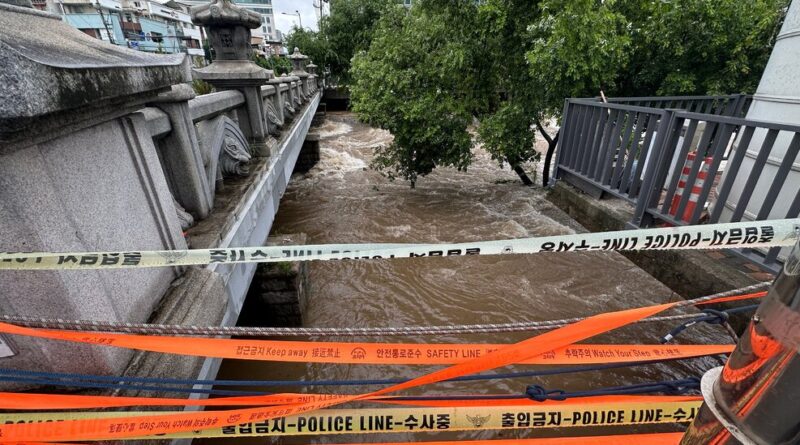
385, 224, 413, 237
317, 147, 367, 173
317, 121, 353, 139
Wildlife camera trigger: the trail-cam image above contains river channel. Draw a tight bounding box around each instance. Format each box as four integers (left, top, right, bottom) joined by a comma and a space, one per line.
201, 112, 729, 444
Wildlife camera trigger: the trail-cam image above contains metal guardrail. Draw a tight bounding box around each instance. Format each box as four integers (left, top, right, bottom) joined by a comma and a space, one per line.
554, 95, 800, 273
601, 94, 752, 118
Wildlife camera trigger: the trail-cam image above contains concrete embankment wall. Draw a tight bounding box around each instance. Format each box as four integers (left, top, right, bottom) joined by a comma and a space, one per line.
546, 182, 769, 301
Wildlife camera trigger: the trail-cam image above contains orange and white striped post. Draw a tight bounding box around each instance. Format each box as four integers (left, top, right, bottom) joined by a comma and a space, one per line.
669, 153, 712, 223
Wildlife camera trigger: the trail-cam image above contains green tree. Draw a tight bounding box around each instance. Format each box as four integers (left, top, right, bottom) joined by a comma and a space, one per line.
351, 0, 788, 187
525, 0, 630, 185
252, 53, 293, 75
350, 1, 486, 187
613, 0, 788, 96
284, 27, 334, 73
323, 0, 395, 81
285, 0, 394, 82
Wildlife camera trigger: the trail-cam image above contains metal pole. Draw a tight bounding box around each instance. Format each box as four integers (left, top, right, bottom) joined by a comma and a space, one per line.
680, 235, 800, 445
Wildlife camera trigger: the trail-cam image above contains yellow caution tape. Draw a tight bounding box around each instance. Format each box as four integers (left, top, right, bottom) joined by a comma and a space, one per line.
0, 401, 702, 439
0, 219, 795, 270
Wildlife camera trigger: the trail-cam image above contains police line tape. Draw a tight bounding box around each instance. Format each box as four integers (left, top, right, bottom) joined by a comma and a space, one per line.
0, 219, 796, 270
0, 400, 703, 440
0, 300, 685, 441
300, 433, 687, 445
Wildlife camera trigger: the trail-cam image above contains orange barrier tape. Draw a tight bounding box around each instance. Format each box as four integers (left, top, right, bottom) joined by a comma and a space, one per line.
0, 390, 702, 410
693, 290, 767, 305
0, 322, 733, 365
312, 433, 685, 445
0, 301, 676, 441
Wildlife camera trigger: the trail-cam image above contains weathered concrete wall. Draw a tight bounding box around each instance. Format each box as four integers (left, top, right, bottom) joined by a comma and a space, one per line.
547, 181, 765, 300
0, 2, 189, 377
239, 234, 310, 327
295, 132, 321, 174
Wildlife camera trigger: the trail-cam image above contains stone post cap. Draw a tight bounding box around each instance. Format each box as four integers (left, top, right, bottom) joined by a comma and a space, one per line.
287, 47, 308, 61
306, 61, 318, 75
191, 0, 260, 29
0, 3, 188, 138
288, 48, 309, 77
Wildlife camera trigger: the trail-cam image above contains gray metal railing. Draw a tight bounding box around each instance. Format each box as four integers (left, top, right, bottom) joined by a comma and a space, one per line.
554, 95, 800, 272
555, 100, 669, 203
599, 94, 752, 118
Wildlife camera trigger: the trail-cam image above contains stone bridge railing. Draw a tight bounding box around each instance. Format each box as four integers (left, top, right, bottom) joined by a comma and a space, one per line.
0, 0, 320, 385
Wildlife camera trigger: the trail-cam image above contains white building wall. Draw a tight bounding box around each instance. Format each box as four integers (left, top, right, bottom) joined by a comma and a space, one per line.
717, 0, 800, 227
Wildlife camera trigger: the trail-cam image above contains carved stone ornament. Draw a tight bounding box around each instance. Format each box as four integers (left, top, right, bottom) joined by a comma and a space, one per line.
191, 0, 261, 62
171, 195, 196, 231
191, 0, 261, 27
220, 135, 251, 176
264, 100, 282, 136
195, 115, 252, 199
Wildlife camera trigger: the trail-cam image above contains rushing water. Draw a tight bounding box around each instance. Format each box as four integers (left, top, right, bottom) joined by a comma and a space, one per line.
203, 112, 729, 444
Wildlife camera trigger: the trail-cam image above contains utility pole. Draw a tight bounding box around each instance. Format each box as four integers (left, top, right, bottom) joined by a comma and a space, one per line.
95, 1, 116, 45
282, 10, 301, 30
680, 238, 800, 444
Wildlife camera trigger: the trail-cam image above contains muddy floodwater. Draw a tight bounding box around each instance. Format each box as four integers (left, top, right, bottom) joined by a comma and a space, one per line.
200, 112, 729, 444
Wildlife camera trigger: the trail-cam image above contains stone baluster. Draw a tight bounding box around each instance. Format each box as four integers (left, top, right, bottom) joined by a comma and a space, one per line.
191, 0, 274, 156
266, 76, 286, 126
291, 76, 304, 105
150, 84, 213, 219
288, 47, 310, 99
281, 73, 297, 118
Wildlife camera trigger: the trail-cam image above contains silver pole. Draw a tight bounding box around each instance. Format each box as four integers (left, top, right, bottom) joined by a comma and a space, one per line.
681, 238, 800, 444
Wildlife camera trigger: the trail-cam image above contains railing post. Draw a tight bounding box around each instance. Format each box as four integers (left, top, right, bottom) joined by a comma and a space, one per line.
191, 0, 274, 157
549, 98, 571, 186
288, 47, 311, 98
629, 109, 677, 228
731, 93, 748, 118
150, 84, 213, 219
680, 232, 800, 445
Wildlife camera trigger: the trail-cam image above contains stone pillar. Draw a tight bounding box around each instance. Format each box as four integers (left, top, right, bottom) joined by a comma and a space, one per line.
191, 0, 274, 156
306, 62, 318, 94
288, 47, 310, 99
150, 84, 213, 219
281, 73, 297, 118
290, 76, 304, 107
267, 77, 286, 125
0, 2, 189, 377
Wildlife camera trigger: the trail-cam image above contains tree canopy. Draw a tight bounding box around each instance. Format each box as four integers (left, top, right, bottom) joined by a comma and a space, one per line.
285, 0, 394, 82
308, 0, 789, 186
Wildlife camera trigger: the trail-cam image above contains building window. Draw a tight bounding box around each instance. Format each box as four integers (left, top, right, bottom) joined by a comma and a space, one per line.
124, 13, 133, 21
262, 26, 267, 33
267, 26, 271, 33
133, 1, 140, 6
